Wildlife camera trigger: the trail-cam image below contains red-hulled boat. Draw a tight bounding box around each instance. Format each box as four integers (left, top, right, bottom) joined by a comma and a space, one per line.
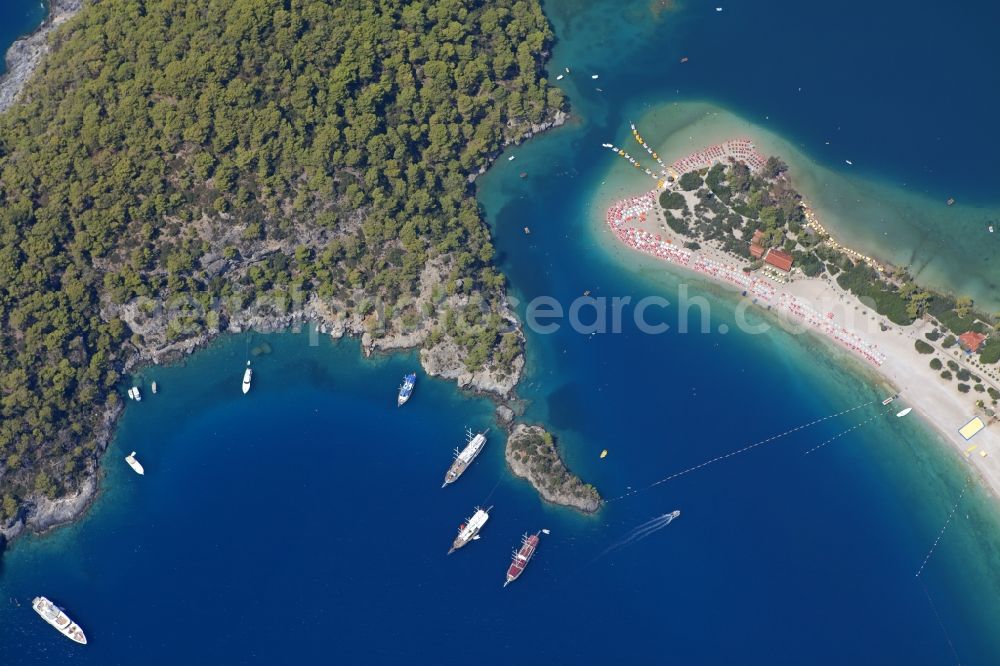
504, 531, 542, 587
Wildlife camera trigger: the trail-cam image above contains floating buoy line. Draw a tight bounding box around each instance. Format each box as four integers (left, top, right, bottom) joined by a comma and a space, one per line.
629, 121, 671, 176
599, 121, 673, 186
607, 399, 881, 502
802, 406, 893, 456
915, 478, 971, 578
600, 143, 661, 183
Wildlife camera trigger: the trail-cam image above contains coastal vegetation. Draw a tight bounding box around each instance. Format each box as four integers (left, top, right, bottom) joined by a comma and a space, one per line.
657, 159, 1000, 409
980, 338, 1000, 365
0, 0, 566, 524
506, 425, 601, 512
690, 160, 1000, 338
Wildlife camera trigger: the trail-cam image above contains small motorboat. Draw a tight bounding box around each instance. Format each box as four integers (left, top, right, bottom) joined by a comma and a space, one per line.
896, 407, 912, 418
600, 450, 608, 459
125, 451, 145, 475
242, 361, 252, 394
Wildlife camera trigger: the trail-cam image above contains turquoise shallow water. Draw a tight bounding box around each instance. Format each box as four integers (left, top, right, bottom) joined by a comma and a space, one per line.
3, 0, 1000, 663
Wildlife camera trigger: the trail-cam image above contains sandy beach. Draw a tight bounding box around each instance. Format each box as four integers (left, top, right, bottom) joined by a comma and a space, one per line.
602, 173, 1000, 500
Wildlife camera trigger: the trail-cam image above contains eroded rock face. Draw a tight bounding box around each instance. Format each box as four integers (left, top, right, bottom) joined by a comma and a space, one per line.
495, 404, 515, 425
26, 475, 97, 532
421, 339, 523, 398
2, 474, 97, 543
1, 401, 120, 542
111, 254, 527, 400
505, 424, 601, 514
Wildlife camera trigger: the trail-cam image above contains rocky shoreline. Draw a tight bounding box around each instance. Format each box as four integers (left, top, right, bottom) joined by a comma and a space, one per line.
0, 0, 83, 113
0, 10, 588, 552
468, 109, 568, 183
505, 424, 602, 513
0, 149, 567, 552
0, 403, 118, 546
0, 295, 525, 549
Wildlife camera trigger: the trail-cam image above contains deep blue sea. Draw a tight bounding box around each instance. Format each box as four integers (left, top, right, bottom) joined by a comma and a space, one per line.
3, 0, 1000, 664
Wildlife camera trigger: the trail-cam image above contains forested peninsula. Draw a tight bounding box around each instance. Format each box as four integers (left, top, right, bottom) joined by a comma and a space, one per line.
0, 0, 586, 541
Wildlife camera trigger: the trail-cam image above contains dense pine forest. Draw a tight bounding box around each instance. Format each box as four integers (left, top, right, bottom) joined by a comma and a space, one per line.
0, 0, 563, 521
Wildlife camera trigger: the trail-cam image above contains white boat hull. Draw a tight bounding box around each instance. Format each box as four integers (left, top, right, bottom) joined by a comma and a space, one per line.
125, 452, 145, 475
32, 597, 87, 645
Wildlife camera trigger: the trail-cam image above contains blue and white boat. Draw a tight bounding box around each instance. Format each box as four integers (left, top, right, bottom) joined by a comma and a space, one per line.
397, 373, 416, 406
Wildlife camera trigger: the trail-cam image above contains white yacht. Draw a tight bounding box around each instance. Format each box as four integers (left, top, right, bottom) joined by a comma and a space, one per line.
125, 451, 145, 475
242, 361, 252, 394
32, 597, 87, 645
151, 381, 158, 394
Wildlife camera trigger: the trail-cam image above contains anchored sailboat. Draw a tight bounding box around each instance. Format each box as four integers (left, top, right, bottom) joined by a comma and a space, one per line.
504, 531, 544, 587
442, 430, 488, 487
448, 506, 491, 554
